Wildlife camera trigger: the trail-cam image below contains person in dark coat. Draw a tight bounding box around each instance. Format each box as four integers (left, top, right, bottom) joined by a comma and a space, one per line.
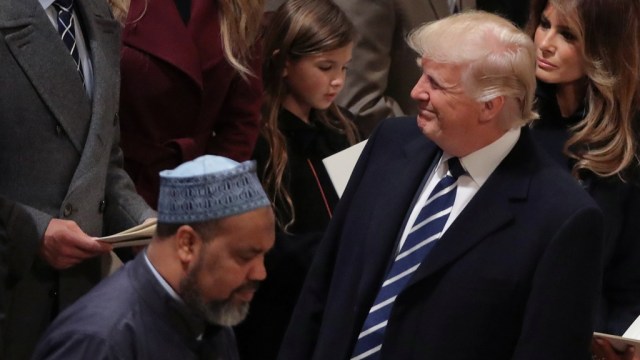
0, 0, 156, 357
525, 0, 640, 358
235, 1, 360, 359
33, 156, 275, 360
278, 12, 604, 359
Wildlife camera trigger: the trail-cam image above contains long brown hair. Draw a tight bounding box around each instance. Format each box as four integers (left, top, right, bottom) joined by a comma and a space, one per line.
261, 0, 359, 230
526, 0, 640, 179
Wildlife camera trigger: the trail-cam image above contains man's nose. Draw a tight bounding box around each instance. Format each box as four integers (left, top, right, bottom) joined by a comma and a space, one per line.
410, 75, 430, 101
249, 258, 267, 281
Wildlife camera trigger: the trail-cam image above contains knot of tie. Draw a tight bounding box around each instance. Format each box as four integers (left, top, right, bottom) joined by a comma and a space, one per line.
447, 157, 466, 180
53, 0, 74, 11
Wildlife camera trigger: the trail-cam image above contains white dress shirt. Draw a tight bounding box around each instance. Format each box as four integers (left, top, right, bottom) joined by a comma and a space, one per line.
396, 127, 521, 251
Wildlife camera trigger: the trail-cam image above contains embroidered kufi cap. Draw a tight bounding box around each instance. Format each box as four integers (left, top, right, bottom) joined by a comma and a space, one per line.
157, 155, 270, 223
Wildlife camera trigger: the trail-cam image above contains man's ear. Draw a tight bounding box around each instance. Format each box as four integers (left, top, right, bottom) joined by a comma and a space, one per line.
175, 225, 202, 267
479, 96, 505, 123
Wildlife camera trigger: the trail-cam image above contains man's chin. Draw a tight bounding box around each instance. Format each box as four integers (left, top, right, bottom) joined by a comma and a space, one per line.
204, 300, 250, 327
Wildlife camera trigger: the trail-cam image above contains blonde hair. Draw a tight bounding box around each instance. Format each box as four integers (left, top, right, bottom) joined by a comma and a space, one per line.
108, 0, 263, 81
526, 0, 640, 179
262, 0, 359, 230
218, 0, 265, 80
107, 0, 130, 24
408, 11, 539, 128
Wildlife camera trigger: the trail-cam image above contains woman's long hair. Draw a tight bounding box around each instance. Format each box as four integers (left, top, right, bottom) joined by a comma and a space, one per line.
218, 0, 264, 80
261, 0, 359, 230
526, 0, 640, 179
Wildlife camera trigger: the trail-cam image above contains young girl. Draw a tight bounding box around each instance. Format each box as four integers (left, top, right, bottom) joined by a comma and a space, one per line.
526, 0, 640, 357
234, 0, 359, 358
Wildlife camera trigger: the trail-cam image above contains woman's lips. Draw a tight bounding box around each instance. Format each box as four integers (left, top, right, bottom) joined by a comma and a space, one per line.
537, 57, 557, 70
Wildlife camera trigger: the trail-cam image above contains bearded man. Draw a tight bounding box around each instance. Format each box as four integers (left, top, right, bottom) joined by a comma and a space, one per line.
32, 155, 275, 360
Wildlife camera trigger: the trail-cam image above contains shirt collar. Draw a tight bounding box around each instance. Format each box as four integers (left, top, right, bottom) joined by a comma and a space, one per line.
143, 251, 183, 303
442, 126, 521, 188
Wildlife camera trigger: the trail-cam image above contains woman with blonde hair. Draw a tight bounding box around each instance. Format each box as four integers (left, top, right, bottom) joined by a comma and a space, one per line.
527, 0, 640, 356
114, 0, 265, 208
235, 0, 358, 358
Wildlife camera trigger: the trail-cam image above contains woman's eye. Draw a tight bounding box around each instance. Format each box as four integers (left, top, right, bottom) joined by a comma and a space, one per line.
560, 31, 577, 41
539, 18, 550, 29
318, 65, 332, 71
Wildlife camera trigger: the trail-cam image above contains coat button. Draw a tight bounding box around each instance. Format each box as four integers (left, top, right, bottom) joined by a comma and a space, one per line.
98, 200, 106, 213
56, 124, 63, 136
63, 203, 73, 217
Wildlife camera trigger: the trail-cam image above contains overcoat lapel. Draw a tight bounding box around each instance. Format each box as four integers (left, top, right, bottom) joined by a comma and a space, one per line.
357, 136, 441, 294
0, 0, 90, 152
122, 0, 203, 89
68, 0, 120, 188
404, 131, 532, 290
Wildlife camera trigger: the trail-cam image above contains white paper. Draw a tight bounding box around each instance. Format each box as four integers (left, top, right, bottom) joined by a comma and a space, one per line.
592, 313, 640, 352
98, 219, 156, 248
624, 314, 640, 339
322, 140, 367, 198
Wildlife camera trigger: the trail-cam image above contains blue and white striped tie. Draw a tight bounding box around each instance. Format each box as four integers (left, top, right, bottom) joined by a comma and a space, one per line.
52, 0, 85, 84
350, 157, 466, 360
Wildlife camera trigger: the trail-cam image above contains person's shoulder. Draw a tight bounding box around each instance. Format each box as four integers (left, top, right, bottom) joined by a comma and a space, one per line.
525, 138, 599, 211
373, 116, 421, 137
51, 266, 141, 332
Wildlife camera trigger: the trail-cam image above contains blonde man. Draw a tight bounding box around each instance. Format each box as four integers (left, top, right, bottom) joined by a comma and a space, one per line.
279, 12, 603, 359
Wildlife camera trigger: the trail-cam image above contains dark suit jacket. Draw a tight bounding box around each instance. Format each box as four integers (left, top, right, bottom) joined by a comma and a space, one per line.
119, 0, 263, 208
33, 252, 239, 360
279, 117, 604, 359
0, 0, 154, 357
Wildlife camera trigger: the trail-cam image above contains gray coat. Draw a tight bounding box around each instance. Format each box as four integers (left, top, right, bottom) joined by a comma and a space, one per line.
0, 0, 154, 357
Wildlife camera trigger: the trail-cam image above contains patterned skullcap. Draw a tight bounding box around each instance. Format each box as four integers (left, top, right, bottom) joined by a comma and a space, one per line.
157, 155, 270, 223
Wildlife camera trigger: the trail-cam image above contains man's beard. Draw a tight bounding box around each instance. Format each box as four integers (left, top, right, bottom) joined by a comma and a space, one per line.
179, 257, 258, 327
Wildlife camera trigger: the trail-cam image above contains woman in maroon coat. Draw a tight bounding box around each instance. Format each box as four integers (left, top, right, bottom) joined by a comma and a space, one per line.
117, 0, 264, 207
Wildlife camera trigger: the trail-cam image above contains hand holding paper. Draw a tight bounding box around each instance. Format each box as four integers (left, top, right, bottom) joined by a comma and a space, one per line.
594, 315, 640, 355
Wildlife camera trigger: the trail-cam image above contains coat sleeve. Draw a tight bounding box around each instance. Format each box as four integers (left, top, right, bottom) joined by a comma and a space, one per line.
0, 196, 42, 281
103, 114, 156, 235
513, 205, 604, 359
